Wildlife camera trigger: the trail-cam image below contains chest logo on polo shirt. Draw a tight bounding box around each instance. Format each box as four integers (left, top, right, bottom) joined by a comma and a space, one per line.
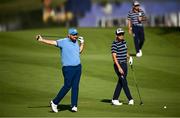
124, 43, 127, 48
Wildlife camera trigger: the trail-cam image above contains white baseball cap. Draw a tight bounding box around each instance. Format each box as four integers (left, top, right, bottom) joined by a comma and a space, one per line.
116, 28, 125, 35
133, 1, 140, 6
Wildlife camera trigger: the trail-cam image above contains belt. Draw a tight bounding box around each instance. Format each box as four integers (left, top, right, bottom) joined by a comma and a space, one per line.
132, 24, 143, 27
118, 60, 127, 64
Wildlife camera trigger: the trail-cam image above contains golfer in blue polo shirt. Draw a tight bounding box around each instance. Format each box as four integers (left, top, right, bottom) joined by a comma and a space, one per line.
36, 28, 84, 113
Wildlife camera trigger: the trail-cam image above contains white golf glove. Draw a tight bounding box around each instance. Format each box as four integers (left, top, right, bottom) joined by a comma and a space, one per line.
129, 56, 133, 65
78, 36, 84, 44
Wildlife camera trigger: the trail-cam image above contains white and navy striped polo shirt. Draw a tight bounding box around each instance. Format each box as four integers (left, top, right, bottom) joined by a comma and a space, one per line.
127, 9, 145, 26
111, 40, 127, 63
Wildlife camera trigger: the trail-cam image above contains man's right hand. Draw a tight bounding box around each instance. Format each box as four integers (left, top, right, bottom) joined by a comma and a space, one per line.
138, 16, 143, 22
36, 35, 43, 41
128, 28, 132, 35
118, 68, 124, 75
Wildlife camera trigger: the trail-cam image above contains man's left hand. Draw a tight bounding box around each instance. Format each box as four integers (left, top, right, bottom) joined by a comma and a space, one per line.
78, 36, 84, 44
129, 56, 133, 65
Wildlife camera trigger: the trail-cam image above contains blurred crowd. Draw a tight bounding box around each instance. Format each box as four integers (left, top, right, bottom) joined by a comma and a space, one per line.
0, 0, 179, 32
42, 0, 180, 27
42, 0, 91, 26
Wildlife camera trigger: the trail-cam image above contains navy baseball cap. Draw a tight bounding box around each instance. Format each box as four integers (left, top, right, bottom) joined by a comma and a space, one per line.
68, 28, 78, 35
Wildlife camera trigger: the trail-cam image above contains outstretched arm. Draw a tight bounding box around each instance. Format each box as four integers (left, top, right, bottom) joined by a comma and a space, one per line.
79, 43, 84, 54
36, 35, 57, 46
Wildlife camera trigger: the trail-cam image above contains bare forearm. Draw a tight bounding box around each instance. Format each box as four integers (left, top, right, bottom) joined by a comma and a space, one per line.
36, 35, 57, 46
80, 43, 84, 54
114, 59, 121, 69
112, 53, 124, 75
128, 20, 132, 30
128, 20, 132, 34
142, 16, 146, 21
112, 53, 121, 69
39, 39, 57, 46
127, 52, 130, 59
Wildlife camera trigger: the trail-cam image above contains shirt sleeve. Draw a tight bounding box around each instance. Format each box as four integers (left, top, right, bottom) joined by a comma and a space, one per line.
127, 11, 131, 20
56, 39, 64, 48
111, 42, 117, 54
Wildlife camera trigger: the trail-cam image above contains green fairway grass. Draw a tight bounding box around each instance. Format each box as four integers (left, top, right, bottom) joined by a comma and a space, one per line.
0, 27, 180, 117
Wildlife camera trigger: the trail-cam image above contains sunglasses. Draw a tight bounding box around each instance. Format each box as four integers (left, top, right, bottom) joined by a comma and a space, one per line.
134, 5, 140, 7
71, 33, 78, 36
117, 33, 124, 36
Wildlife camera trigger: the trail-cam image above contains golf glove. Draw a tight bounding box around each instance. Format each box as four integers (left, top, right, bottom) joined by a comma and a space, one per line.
78, 36, 84, 44
129, 56, 133, 65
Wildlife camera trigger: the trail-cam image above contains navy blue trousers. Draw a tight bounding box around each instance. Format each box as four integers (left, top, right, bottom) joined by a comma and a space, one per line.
53, 64, 81, 107
132, 25, 145, 53
113, 62, 133, 101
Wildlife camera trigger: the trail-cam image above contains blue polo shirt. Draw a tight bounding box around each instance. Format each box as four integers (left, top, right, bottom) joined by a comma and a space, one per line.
56, 38, 80, 67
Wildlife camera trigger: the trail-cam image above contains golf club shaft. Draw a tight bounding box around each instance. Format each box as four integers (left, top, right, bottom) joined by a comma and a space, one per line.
131, 65, 143, 104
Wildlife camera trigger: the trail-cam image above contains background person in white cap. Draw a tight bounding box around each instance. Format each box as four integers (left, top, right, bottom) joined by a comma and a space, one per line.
127, 1, 146, 57
36, 28, 84, 113
111, 28, 134, 106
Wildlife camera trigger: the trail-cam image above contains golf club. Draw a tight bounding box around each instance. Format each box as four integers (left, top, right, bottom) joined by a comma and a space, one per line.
130, 65, 143, 105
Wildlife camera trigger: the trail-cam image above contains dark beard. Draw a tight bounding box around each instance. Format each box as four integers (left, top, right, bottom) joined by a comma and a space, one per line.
72, 40, 76, 43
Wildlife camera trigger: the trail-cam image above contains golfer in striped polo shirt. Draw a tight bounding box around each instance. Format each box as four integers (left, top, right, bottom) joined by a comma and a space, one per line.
111, 28, 134, 106
127, 1, 146, 57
